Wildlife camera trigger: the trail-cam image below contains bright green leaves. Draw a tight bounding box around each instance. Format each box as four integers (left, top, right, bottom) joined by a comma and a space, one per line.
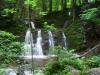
85, 55, 100, 68
1, 8, 16, 16
0, 31, 16, 40
88, 0, 96, 3
0, 0, 16, 17
43, 22, 56, 31
0, 31, 22, 64
24, 0, 37, 8
80, 8, 98, 20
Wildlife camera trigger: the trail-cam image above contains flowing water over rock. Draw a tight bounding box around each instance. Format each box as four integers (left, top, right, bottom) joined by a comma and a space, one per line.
5, 68, 17, 75
24, 70, 33, 75
62, 32, 68, 49
68, 11, 71, 16
31, 21, 35, 30
24, 28, 34, 55
48, 31, 54, 53
18, 22, 68, 75
34, 29, 43, 55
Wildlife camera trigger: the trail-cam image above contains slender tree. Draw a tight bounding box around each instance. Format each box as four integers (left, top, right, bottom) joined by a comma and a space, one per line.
72, 0, 76, 22
55, 0, 59, 11
41, 0, 47, 11
61, 0, 64, 10
49, 0, 52, 14
63, 0, 67, 10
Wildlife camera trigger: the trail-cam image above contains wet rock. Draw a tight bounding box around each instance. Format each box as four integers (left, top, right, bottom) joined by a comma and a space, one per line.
71, 69, 80, 75
88, 68, 100, 75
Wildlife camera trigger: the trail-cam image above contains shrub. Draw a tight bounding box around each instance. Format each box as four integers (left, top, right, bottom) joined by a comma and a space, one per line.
85, 55, 100, 68
0, 31, 22, 64
43, 22, 56, 31
80, 8, 98, 20
44, 60, 74, 75
44, 46, 87, 75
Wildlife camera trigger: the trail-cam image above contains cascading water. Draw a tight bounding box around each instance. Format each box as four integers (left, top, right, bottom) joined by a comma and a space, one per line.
62, 32, 68, 49
48, 31, 54, 53
24, 28, 34, 55
22, 25, 56, 75
68, 11, 71, 16
5, 68, 16, 75
31, 21, 35, 29
35, 29, 43, 55
24, 70, 33, 75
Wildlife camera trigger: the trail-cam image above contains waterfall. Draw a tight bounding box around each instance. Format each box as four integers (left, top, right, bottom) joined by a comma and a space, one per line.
35, 29, 43, 55
62, 32, 68, 49
24, 28, 34, 55
31, 21, 35, 29
48, 31, 54, 51
25, 29, 33, 44
68, 11, 71, 16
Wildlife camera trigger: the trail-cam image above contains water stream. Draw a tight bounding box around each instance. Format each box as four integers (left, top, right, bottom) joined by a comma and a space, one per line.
48, 31, 54, 49
5, 68, 17, 75
31, 21, 35, 29
35, 29, 43, 55
48, 31, 54, 54
24, 28, 34, 55
62, 32, 68, 49
5, 22, 68, 75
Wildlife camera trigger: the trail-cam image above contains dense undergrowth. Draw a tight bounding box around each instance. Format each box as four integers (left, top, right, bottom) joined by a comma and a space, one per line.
0, 31, 23, 66
65, 21, 85, 50
44, 46, 100, 75
0, 31, 100, 75
0, 0, 100, 75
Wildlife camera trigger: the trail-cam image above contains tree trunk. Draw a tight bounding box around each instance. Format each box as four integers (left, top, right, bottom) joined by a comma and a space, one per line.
72, 0, 76, 22
61, 0, 64, 10
63, 0, 67, 10
42, 0, 47, 11
55, 0, 59, 11
49, 0, 52, 15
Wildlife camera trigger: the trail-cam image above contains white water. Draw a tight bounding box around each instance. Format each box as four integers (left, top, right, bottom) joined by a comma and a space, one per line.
34, 29, 43, 55
62, 32, 67, 49
68, 11, 71, 16
24, 28, 34, 55
24, 70, 33, 75
48, 31, 54, 52
5, 68, 16, 75
24, 70, 44, 75
25, 29, 33, 44
31, 21, 35, 29
23, 28, 44, 60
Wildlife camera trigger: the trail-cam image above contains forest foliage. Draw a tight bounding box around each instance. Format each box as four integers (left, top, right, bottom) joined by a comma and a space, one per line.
0, 0, 100, 75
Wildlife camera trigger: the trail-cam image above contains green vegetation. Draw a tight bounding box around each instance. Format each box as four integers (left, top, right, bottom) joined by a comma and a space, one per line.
44, 46, 100, 75
85, 55, 100, 68
65, 21, 85, 50
0, 31, 22, 65
0, 0, 100, 75
80, 8, 98, 20
44, 46, 87, 75
43, 22, 57, 31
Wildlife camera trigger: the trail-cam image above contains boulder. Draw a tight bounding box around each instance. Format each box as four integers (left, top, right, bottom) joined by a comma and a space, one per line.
88, 68, 100, 75
71, 69, 80, 75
